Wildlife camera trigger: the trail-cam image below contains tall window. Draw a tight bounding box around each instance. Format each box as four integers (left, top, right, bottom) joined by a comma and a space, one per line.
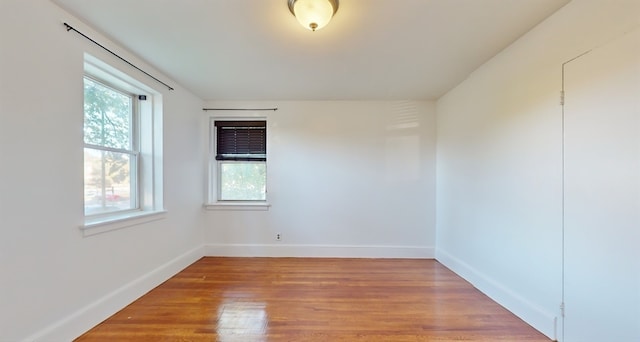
214, 120, 267, 201
83, 77, 138, 215
82, 55, 163, 231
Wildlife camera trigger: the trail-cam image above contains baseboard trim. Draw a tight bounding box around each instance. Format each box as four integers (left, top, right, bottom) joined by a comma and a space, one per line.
205, 243, 434, 259
25, 245, 205, 342
435, 248, 557, 341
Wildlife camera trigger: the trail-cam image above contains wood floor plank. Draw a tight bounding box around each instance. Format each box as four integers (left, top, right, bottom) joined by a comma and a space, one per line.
75, 257, 551, 341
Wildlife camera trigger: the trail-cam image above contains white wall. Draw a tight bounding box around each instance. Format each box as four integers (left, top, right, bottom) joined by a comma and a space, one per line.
563, 27, 640, 341
203, 101, 436, 258
0, 1, 205, 340
435, 0, 640, 340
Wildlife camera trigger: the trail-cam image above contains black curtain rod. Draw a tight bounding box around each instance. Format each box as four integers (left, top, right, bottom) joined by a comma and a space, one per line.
203, 108, 278, 111
63, 23, 174, 91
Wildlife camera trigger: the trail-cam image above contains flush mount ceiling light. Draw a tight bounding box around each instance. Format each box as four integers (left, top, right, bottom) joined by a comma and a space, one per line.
288, 0, 339, 31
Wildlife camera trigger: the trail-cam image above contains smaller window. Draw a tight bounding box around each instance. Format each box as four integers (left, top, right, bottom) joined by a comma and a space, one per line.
213, 120, 267, 201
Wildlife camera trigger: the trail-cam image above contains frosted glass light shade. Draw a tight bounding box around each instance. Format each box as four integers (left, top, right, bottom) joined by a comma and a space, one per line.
289, 0, 338, 31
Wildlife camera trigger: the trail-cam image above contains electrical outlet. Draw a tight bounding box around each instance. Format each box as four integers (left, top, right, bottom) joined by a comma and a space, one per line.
276, 233, 282, 241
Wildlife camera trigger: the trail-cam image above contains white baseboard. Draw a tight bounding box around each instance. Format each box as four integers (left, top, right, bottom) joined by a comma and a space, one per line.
25, 245, 205, 342
435, 248, 557, 341
205, 243, 434, 258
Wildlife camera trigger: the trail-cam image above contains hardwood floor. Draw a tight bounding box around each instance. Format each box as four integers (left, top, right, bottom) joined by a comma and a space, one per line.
76, 257, 551, 341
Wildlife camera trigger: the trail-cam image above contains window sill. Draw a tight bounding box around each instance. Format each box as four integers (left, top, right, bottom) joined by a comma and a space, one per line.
204, 202, 271, 211
81, 210, 167, 237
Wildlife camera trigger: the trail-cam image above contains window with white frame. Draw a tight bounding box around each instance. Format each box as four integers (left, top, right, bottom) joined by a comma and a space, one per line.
83, 76, 138, 215
83, 55, 163, 228
211, 120, 267, 202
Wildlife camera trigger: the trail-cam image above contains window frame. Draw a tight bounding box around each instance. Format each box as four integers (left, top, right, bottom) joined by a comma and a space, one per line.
83, 75, 140, 218
206, 117, 270, 211
82, 54, 165, 234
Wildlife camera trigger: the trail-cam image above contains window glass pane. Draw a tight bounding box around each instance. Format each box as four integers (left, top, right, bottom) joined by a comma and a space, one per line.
84, 148, 135, 215
220, 162, 266, 201
84, 77, 132, 150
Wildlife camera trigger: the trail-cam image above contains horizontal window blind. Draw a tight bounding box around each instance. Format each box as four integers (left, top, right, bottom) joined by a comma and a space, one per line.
215, 120, 266, 161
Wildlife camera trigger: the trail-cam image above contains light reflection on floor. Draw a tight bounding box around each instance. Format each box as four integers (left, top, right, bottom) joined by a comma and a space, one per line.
217, 299, 268, 342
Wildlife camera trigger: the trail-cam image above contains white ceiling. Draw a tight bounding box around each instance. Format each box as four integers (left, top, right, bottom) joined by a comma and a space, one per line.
52, 0, 571, 101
